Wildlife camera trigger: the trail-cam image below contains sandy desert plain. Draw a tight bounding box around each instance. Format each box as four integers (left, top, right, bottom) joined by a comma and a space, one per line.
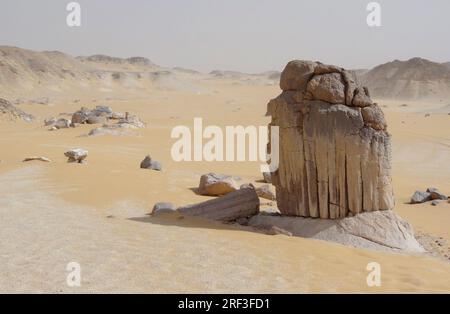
0, 47, 450, 293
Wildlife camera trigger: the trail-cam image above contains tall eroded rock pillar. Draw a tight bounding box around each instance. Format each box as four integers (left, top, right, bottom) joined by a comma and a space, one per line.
267, 61, 394, 218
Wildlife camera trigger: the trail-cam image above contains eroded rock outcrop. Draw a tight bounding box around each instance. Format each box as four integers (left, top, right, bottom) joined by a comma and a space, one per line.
71, 106, 145, 129
0, 98, 34, 122
267, 61, 394, 219
248, 211, 423, 252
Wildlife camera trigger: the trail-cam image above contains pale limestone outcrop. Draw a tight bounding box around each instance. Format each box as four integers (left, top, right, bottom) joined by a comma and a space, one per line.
266, 61, 394, 219
248, 211, 423, 252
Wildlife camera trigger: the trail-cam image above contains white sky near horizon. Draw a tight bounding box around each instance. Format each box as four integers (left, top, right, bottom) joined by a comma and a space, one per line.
0, 0, 449, 73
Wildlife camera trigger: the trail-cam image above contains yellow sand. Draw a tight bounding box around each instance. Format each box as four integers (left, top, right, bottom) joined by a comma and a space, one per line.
0, 81, 449, 293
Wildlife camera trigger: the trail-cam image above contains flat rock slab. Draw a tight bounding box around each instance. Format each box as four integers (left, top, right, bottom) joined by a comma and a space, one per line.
179, 187, 259, 222
23, 156, 51, 162
248, 210, 424, 253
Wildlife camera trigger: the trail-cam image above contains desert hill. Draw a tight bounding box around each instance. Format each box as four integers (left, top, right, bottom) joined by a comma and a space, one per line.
0, 46, 210, 100
0, 46, 278, 102
360, 57, 450, 100
2, 46, 450, 102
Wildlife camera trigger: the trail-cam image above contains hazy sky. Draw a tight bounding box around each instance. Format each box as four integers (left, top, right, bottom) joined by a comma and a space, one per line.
1, 0, 449, 72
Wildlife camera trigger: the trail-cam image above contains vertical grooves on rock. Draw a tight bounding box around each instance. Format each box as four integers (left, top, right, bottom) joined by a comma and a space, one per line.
315, 147, 320, 217
327, 171, 331, 218
269, 60, 394, 218
344, 154, 349, 217
360, 157, 364, 212
326, 133, 331, 218
302, 134, 310, 217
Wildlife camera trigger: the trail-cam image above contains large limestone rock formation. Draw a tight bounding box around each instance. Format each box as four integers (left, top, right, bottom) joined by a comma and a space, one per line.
267, 61, 394, 219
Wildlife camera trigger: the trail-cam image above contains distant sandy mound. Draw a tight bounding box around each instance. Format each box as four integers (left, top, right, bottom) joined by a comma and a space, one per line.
361, 57, 450, 100
209, 70, 279, 85
0, 98, 33, 122
77, 55, 155, 67
0, 46, 206, 98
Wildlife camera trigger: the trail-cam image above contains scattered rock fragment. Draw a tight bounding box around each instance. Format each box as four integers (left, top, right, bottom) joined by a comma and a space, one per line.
71, 107, 90, 124
111, 112, 126, 120
44, 118, 57, 126
140, 155, 162, 171
426, 187, 447, 200
53, 118, 71, 129
91, 105, 113, 117
431, 200, 440, 206
178, 186, 259, 222
64, 148, 88, 163
152, 202, 176, 216
22, 156, 51, 162
88, 125, 128, 136
118, 113, 146, 128
262, 172, 272, 183
409, 188, 448, 204
197, 173, 239, 196
71, 106, 143, 129
86, 115, 107, 125
255, 184, 276, 200
410, 191, 431, 204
